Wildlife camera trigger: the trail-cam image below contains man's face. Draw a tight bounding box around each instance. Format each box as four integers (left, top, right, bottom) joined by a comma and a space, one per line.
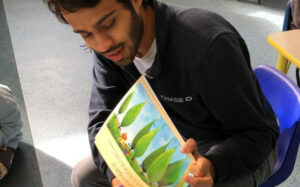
62, 0, 144, 66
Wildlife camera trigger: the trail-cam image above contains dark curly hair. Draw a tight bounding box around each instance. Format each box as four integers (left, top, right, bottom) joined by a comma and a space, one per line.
43, 0, 152, 24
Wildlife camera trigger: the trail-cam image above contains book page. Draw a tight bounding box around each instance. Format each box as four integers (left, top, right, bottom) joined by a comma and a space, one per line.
95, 76, 193, 187
96, 125, 148, 187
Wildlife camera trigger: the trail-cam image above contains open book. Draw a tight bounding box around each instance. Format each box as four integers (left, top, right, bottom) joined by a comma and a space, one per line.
95, 76, 194, 187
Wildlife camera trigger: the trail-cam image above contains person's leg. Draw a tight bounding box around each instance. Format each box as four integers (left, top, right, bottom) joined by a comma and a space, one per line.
0, 84, 23, 150
0, 146, 15, 180
71, 154, 111, 187
196, 140, 277, 187
0, 84, 22, 180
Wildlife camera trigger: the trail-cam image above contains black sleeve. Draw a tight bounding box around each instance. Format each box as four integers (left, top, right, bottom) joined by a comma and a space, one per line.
87, 52, 127, 183
196, 33, 279, 182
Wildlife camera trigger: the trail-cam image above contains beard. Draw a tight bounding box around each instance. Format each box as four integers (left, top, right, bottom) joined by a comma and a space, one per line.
112, 9, 144, 67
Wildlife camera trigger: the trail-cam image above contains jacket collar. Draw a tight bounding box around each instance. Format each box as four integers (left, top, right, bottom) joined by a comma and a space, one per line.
144, 0, 173, 79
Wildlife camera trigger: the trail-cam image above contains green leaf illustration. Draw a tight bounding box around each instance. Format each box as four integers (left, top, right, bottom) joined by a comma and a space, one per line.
118, 90, 136, 114
158, 158, 186, 186
146, 148, 175, 183
121, 102, 146, 127
142, 139, 172, 171
134, 126, 161, 158
131, 120, 156, 149
107, 113, 121, 138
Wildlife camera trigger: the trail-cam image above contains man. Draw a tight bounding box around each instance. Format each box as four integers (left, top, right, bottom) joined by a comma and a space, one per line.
0, 84, 23, 179
44, 0, 279, 186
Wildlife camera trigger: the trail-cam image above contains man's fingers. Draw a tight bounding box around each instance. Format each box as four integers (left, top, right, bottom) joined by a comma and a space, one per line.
181, 138, 200, 158
111, 178, 123, 187
196, 156, 216, 179
181, 138, 197, 153
184, 175, 214, 187
188, 161, 204, 177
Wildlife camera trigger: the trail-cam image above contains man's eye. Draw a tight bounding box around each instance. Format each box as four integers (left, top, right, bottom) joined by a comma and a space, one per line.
102, 18, 115, 29
82, 33, 92, 38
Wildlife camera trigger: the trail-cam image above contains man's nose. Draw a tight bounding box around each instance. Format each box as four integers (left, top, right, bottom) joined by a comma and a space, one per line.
94, 33, 114, 53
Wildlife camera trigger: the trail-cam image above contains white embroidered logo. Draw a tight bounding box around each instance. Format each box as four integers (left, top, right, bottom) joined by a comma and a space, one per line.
160, 95, 193, 103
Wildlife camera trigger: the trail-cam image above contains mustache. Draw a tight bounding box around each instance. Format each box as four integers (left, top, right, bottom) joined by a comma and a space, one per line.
101, 43, 125, 55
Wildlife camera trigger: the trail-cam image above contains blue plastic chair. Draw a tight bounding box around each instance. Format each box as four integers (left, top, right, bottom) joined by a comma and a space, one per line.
254, 65, 300, 187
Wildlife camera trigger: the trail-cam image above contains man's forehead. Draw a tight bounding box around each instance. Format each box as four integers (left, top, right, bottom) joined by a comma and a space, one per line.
61, 0, 119, 28
61, 0, 105, 17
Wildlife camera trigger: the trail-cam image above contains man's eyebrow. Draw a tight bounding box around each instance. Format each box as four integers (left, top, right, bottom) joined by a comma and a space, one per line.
73, 10, 116, 33
94, 10, 116, 27
73, 30, 88, 34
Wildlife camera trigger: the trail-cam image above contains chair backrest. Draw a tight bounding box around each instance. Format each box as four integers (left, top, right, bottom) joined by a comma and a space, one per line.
255, 65, 300, 132
255, 64, 300, 186
283, 1, 292, 31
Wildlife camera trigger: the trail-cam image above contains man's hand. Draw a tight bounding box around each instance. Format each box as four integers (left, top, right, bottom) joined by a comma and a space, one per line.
181, 138, 215, 187
111, 177, 124, 187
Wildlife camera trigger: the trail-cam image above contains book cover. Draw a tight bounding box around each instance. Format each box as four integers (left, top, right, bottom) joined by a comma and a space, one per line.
95, 76, 194, 187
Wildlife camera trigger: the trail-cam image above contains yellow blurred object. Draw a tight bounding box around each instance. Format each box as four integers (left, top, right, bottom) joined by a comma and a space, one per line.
267, 30, 300, 74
